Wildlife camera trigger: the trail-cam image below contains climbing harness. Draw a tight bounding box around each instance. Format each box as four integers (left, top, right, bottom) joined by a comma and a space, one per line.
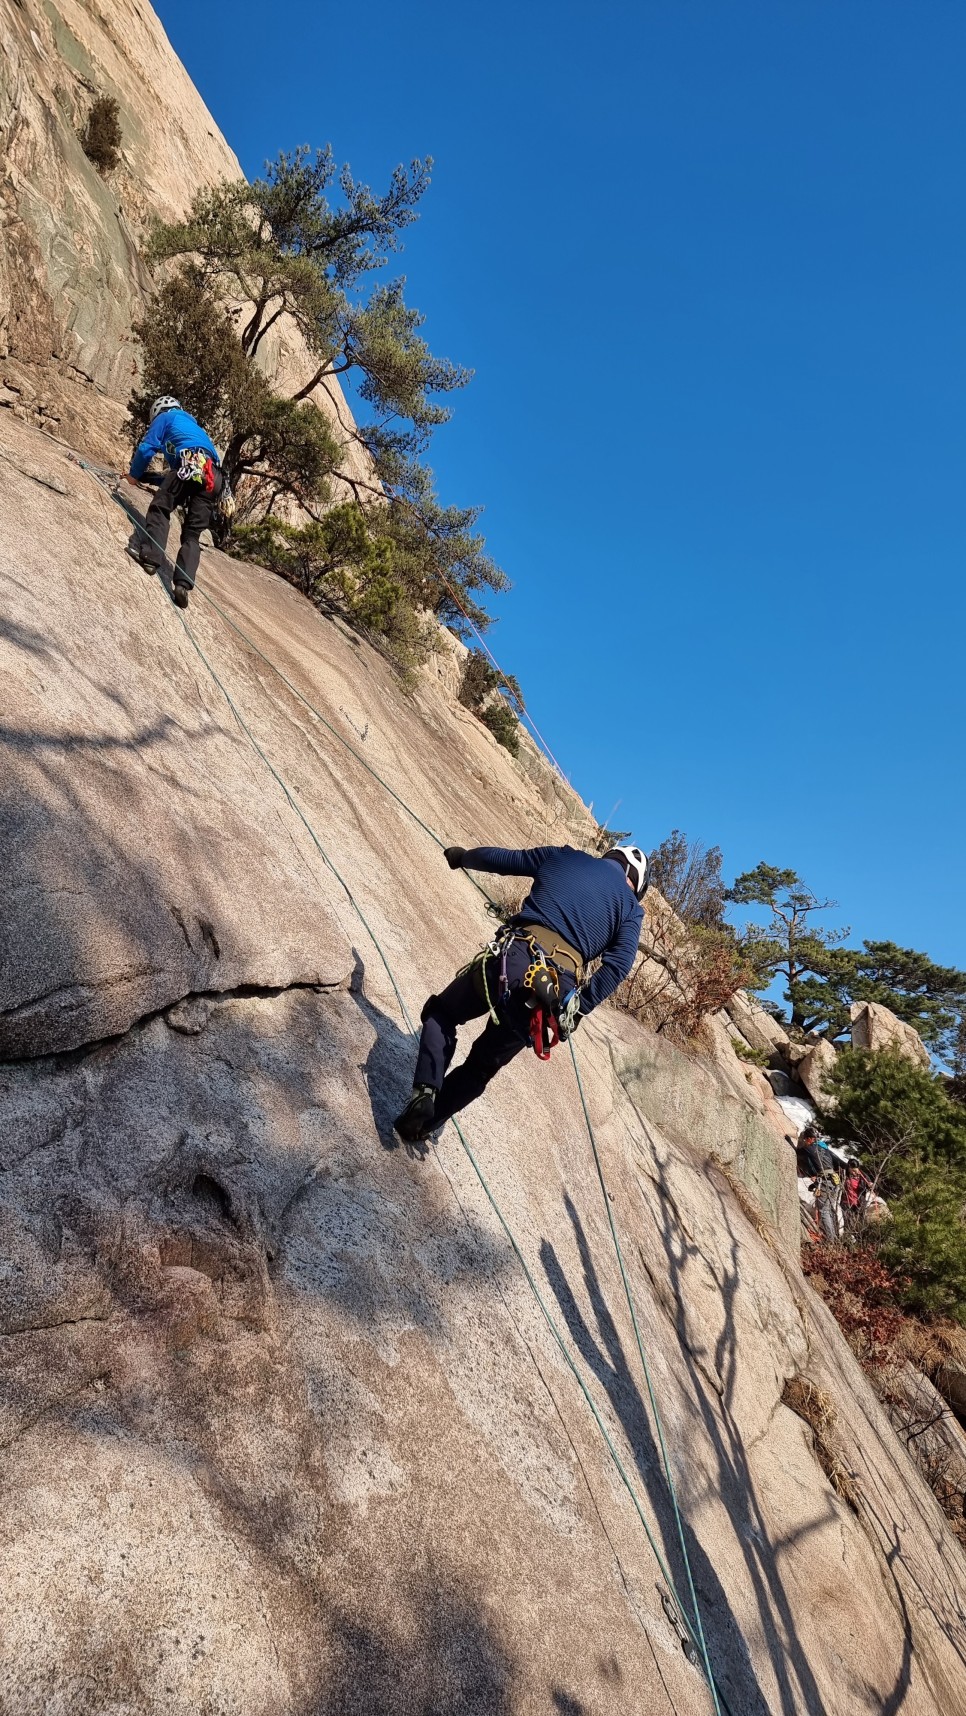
476, 924, 574, 1060
174, 446, 217, 491
67, 453, 725, 1713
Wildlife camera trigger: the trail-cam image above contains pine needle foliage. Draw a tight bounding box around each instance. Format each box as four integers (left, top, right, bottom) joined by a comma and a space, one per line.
458, 650, 524, 756
818, 1049, 966, 1323
130, 146, 509, 668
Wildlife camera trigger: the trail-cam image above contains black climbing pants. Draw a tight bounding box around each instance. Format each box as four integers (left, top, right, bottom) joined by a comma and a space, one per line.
414, 940, 537, 1127
141, 465, 223, 588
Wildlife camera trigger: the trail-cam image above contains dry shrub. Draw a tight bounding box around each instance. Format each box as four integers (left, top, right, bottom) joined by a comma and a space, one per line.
782, 1376, 862, 1509
783, 1375, 835, 1435
918, 1448, 966, 1549
81, 94, 122, 174
482, 876, 529, 923
803, 1242, 907, 1369
613, 896, 753, 1045
898, 1318, 966, 1378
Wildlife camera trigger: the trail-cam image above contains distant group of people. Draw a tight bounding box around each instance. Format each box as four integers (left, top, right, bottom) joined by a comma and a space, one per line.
788, 1123, 871, 1242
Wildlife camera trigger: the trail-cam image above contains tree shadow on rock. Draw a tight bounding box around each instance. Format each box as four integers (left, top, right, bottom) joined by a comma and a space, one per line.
541, 1193, 770, 1716
620, 1087, 895, 1716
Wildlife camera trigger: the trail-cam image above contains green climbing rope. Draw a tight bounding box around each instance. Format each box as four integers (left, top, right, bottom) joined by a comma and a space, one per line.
569, 1041, 722, 1714
72, 456, 724, 1710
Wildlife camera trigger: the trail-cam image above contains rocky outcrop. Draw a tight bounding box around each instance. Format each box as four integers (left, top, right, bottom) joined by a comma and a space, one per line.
0, 0, 240, 454
3, 411, 966, 1714
0, 0, 372, 483
851, 1000, 932, 1068
797, 1036, 839, 1110
723, 988, 790, 1059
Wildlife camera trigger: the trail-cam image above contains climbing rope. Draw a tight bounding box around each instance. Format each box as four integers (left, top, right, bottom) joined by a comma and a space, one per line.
569, 1041, 721, 1710
70, 455, 724, 1710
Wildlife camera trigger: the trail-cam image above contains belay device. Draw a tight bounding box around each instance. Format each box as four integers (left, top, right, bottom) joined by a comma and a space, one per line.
481, 927, 574, 1059
523, 962, 562, 1060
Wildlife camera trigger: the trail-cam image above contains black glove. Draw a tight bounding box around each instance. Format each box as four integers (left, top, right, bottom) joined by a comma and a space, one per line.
444, 846, 468, 869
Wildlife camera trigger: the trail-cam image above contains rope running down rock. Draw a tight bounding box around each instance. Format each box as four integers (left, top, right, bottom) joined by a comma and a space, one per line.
70, 454, 726, 1714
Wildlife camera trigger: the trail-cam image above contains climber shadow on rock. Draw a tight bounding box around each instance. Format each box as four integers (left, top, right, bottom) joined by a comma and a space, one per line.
352, 952, 428, 1159
541, 1193, 770, 1716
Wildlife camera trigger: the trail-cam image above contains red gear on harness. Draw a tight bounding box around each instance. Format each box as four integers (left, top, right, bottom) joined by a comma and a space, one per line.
529, 1007, 561, 1061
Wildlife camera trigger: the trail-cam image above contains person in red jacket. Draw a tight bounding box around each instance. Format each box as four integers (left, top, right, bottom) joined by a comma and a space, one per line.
841, 1161, 868, 1234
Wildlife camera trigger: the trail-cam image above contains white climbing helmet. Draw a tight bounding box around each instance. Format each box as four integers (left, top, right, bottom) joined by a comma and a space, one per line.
149, 395, 181, 421
603, 843, 649, 901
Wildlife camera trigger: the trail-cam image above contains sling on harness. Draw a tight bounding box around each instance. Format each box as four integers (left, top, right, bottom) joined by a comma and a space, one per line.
176, 446, 217, 491
479, 926, 573, 1059
523, 959, 562, 1060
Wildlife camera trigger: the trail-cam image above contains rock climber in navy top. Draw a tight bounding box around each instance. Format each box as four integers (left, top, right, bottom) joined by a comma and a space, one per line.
394, 842, 649, 1144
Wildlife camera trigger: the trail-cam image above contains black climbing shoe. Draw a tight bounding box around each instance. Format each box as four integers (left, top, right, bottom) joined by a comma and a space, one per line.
126, 542, 157, 573
394, 1085, 436, 1143
172, 584, 190, 609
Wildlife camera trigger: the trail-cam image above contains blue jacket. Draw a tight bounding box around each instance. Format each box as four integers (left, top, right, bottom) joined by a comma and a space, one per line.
130, 408, 220, 479
464, 845, 643, 1013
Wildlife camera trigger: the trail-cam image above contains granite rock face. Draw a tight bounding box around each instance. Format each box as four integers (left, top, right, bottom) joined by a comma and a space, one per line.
0, 0, 240, 455
3, 413, 966, 1715
851, 1000, 932, 1069
797, 1036, 840, 1110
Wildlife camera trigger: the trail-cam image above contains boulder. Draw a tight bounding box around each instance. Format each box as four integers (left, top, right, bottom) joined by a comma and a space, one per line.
781, 1040, 811, 1069
850, 1002, 931, 1069
724, 989, 790, 1058
797, 1038, 839, 1110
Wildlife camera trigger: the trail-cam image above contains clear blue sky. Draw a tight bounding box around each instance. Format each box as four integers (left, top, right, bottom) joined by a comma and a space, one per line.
156, 0, 965, 970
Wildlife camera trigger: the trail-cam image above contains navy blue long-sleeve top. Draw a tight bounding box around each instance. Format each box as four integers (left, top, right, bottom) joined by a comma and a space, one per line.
463, 845, 643, 1013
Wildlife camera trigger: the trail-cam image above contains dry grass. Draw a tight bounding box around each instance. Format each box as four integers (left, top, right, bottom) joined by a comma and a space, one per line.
782, 1375, 863, 1511
711, 1155, 771, 1243
898, 1318, 966, 1378
783, 1375, 836, 1436
611, 894, 751, 1047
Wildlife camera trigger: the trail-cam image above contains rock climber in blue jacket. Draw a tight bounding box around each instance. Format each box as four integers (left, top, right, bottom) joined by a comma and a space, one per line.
126, 396, 223, 608
394, 842, 649, 1144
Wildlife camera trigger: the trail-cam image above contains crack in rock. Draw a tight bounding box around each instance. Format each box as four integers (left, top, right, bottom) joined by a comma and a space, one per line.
0, 974, 351, 1065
